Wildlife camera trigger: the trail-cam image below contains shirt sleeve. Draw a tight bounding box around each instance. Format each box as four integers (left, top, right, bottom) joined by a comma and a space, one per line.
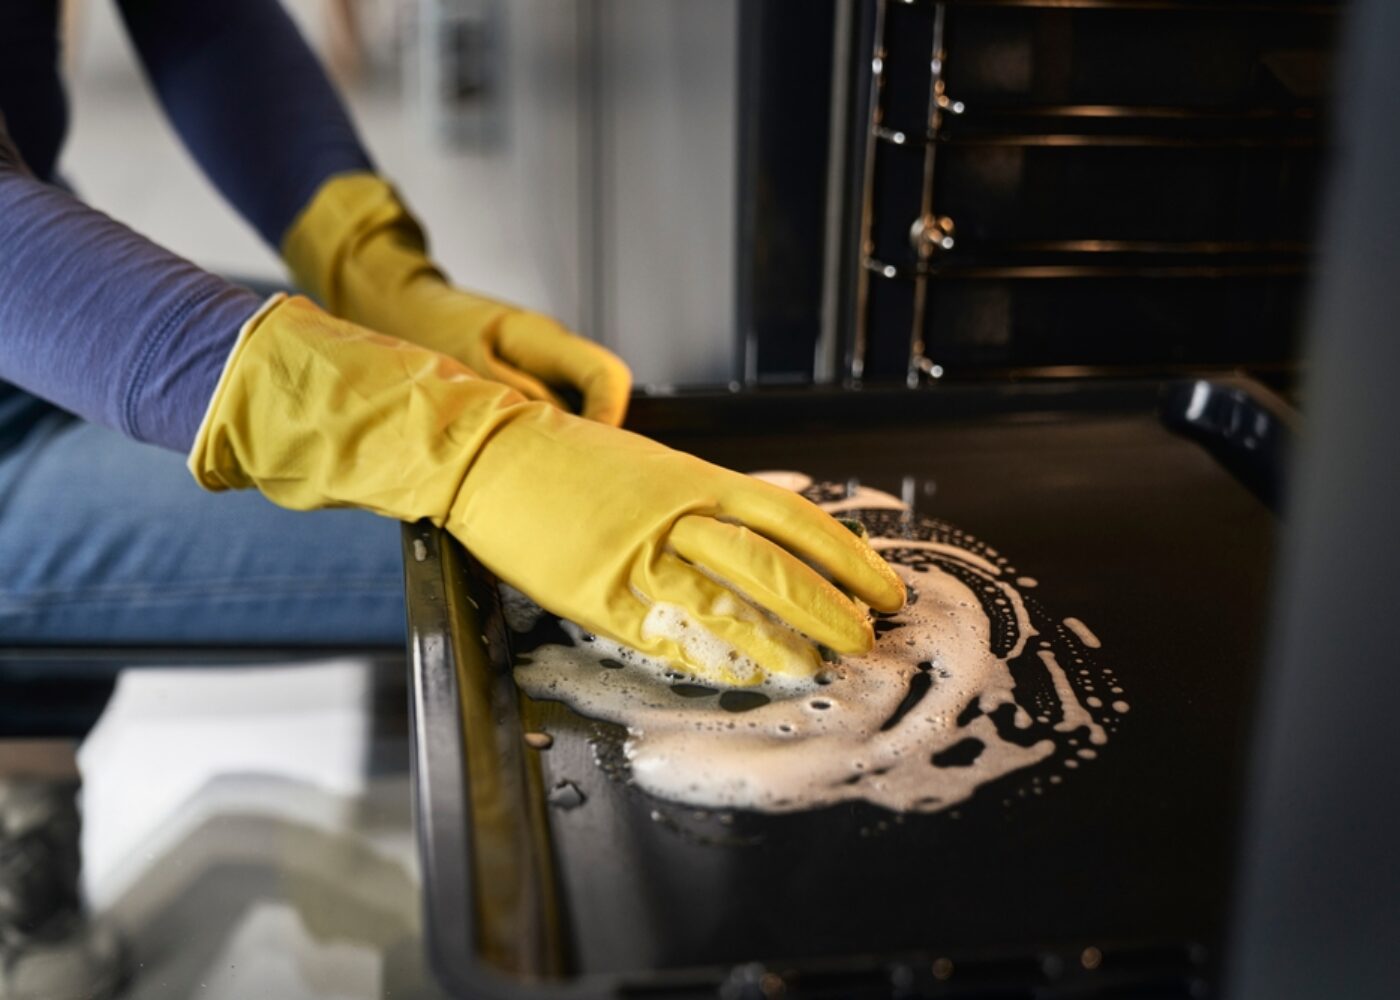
0, 146, 262, 452
115, 0, 375, 249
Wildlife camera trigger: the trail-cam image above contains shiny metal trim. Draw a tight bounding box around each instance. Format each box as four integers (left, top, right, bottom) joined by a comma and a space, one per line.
907, 3, 950, 388
876, 129, 1321, 149
892, 0, 1338, 11
849, 0, 888, 383
979, 239, 1311, 255
982, 104, 1323, 121
863, 256, 1307, 279
816, 0, 856, 384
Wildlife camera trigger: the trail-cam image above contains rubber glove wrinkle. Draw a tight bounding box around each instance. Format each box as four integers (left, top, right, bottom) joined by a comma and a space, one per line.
192, 296, 889, 684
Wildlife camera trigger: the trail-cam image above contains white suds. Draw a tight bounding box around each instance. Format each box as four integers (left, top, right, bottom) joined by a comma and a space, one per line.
639, 601, 784, 685
1037, 650, 1108, 746
869, 538, 1003, 576
1063, 617, 1102, 649
747, 470, 813, 493
510, 472, 1122, 814
518, 562, 1055, 812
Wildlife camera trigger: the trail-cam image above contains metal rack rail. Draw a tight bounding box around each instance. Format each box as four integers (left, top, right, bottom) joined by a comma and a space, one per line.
841, 0, 1341, 384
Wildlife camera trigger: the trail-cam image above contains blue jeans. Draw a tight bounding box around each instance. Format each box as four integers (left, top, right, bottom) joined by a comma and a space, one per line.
0, 386, 406, 732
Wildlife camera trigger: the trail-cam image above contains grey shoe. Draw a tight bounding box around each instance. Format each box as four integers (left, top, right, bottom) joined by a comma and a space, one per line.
0, 779, 124, 1000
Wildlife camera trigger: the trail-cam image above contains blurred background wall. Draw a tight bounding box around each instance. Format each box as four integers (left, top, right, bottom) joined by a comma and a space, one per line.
58, 0, 1332, 394
59, 0, 739, 385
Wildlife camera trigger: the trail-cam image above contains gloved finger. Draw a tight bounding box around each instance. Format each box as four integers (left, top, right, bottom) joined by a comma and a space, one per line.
577, 358, 631, 427
631, 551, 824, 684
669, 515, 873, 655
720, 476, 906, 613
495, 315, 632, 427
475, 354, 570, 411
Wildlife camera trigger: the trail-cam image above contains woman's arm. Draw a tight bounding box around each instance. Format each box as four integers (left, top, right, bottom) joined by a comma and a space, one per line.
113, 0, 633, 425
0, 130, 260, 451
115, 0, 373, 248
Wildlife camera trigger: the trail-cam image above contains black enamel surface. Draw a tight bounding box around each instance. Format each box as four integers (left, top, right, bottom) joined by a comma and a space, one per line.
405, 378, 1284, 998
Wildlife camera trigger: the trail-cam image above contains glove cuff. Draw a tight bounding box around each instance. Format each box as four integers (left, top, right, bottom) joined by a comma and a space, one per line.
187, 293, 535, 531
187, 292, 287, 491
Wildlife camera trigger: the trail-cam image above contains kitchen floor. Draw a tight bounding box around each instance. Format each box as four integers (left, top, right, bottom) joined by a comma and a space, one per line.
77, 660, 447, 1000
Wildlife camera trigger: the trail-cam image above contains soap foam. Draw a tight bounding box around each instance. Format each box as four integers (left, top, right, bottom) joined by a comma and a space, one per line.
510, 473, 1122, 814
640, 600, 768, 685
1063, 616, 1103, 649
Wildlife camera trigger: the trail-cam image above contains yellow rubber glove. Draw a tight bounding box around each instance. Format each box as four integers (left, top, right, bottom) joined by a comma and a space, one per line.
282, 172, 632, 427
191, 295, 905, 686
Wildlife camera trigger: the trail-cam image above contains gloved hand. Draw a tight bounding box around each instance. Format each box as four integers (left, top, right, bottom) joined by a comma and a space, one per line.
191, 295, 905, 685
282, 172, 632, 426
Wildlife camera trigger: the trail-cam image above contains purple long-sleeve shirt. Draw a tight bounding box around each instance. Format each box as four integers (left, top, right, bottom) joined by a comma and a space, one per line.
0, 0, 373, 451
